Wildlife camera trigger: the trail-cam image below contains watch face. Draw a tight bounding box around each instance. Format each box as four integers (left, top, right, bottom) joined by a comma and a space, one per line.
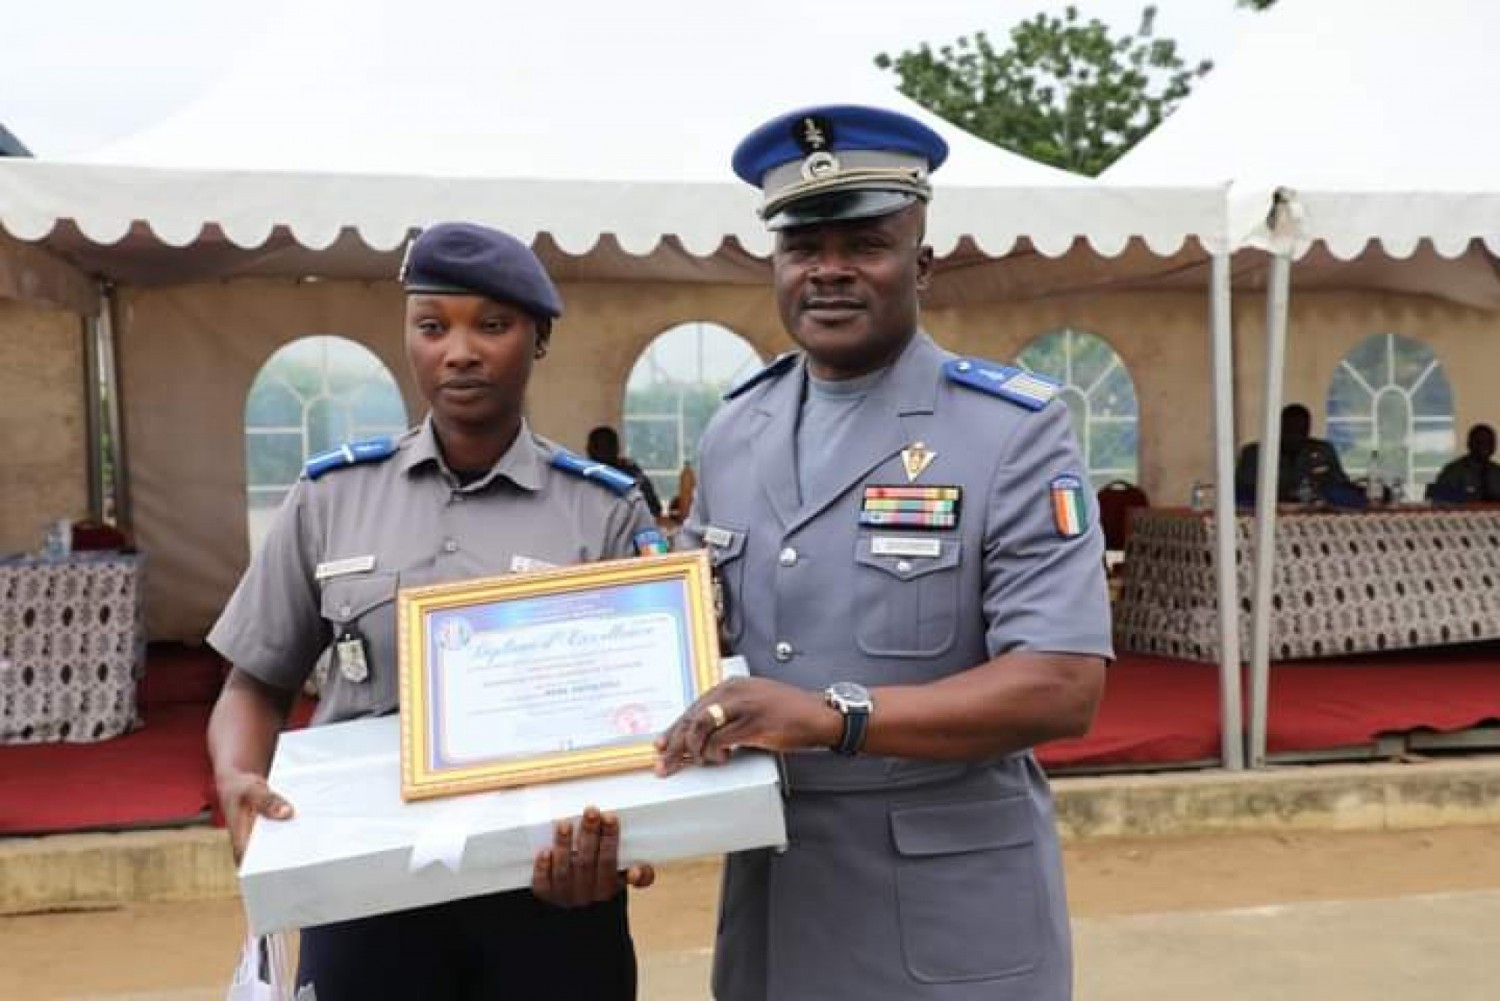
828, 681, 873, 711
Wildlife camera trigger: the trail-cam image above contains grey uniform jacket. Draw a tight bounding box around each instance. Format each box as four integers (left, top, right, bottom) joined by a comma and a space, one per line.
680, 333, 1112, 1001
210, 419, 655, 722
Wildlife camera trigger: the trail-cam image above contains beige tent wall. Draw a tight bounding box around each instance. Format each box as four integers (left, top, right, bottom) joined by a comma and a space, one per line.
1232, 290, 1500, 454
118, 280, 408, 642
118, 276, 1496, 643
118, 278, 789, 642
528, 281, 788, 444
926, 290, 1215, 510
0, 299, 87, 553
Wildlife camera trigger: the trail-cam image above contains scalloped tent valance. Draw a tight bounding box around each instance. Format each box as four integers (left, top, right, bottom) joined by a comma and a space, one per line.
0, 0, 1235, 306
0, 159, 1232, 306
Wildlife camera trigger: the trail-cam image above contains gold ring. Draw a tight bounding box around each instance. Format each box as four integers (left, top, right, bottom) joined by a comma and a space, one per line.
706, 702, 728, 730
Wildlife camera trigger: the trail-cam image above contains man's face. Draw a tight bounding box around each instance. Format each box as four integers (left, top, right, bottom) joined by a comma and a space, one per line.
1471, 427, 1496, 461
772, 205, 933, 379
404, 294, 539, 439
1280, 407, 1311, 452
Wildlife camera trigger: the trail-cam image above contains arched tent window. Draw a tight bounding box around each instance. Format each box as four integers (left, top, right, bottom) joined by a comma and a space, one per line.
623, 322, 762, 510
1017, 329, 1140, 490
244, 336, 408, 552
1326, 333, 1455, 498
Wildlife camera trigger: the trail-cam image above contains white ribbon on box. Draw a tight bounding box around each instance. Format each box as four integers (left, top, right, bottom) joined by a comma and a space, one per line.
239, 657, 786, 935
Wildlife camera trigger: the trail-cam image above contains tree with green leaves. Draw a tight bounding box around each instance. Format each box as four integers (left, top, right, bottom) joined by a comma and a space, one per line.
876, 5, 1217, 176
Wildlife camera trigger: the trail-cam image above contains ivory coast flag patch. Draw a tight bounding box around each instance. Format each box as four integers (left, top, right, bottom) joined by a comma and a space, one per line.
1050, 475, 1087, 538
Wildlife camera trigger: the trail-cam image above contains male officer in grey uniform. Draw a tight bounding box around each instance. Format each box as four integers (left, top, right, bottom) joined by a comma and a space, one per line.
1432, 423, 1500, 503
208, 222, 659, 999
655, 106, 1111, 1000
1235, 403, 1355, 504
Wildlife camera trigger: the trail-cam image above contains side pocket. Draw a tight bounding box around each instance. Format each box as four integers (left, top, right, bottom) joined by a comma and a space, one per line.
890, 797, 1045, 983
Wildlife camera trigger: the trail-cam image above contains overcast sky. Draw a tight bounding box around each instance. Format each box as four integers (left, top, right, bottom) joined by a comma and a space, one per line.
0, 0, 1258, 158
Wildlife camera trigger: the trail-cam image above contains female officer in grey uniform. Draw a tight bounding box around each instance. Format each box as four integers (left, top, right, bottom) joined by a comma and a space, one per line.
208, 222, 659, 999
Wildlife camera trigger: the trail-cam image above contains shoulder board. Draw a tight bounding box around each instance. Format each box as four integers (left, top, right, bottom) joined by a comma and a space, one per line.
943, 358, 1059, 412
724, 352, 799, 401
303, 437, 397, 480
550, 449, 637, 496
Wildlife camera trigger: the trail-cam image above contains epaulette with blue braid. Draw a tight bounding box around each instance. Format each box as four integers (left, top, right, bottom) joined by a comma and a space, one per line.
943, 358, 1059, 411
304, 437, 398, 480
724, 352, 799, 400
550, 450, 637, 496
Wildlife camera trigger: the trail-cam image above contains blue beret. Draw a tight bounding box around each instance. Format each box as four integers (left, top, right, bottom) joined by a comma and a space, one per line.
400, 222, 563, 320
731, 105, 949, 230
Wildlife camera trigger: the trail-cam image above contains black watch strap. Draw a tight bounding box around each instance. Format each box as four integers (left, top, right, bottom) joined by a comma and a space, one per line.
834, 705, 870, 756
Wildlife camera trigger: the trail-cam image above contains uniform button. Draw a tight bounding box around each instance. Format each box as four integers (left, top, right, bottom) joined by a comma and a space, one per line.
451, 492, 465, 503
338, 604, 352, 618
442, 539, 459, 554
896, 559, 912, 573
778, 547, 798, 567
774, 641, 793, 662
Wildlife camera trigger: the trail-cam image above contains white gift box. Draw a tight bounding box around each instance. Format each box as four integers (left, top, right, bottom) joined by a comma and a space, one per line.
239, 660, 786, 935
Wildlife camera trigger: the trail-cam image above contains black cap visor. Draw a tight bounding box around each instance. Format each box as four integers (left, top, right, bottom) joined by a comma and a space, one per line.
765, 189, 918, 232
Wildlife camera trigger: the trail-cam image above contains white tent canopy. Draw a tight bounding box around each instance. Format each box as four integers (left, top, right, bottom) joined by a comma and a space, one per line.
0, 0, 1229, 289
1106, 0, 1500, 263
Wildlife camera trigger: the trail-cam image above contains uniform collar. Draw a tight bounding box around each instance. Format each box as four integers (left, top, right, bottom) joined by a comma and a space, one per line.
400, 416, 545, 492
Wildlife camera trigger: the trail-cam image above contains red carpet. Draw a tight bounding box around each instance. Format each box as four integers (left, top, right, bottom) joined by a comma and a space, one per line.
1265, 645, 1500, 754
2, 643, 1498, 834
1039, 656, 1224, 769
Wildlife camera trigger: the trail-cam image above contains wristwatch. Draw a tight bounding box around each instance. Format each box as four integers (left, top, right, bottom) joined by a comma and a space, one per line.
824, 682, 874, 756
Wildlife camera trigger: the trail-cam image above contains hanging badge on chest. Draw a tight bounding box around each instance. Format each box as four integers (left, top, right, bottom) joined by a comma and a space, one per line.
335, 629, 370, 684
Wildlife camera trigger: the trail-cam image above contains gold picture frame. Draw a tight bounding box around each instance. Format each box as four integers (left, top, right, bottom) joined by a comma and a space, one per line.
397, 549, 720, 801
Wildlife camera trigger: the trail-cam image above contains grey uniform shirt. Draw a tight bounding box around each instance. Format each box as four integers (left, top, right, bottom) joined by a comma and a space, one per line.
209, 418, 655, 725
682, 331, 1111, 1001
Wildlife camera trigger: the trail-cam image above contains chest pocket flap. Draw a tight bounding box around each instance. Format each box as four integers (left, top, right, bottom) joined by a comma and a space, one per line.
853, 536, 962, 657
320, 572, 399, 625
855, 536, 961, 580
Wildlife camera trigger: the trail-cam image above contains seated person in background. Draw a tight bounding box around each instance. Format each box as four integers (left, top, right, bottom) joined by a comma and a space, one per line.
586, 425, 663, 517
1235, 403, 1355, 504
1432, 424, 1500, 503
667, 461, 696, 525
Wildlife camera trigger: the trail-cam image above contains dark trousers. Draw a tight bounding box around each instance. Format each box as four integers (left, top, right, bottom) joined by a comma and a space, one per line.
296, 889, 636, 1000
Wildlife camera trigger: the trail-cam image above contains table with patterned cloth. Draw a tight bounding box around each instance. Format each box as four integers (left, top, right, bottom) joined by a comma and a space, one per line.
0, 552, 145, 743
1114, 508, 1500, 662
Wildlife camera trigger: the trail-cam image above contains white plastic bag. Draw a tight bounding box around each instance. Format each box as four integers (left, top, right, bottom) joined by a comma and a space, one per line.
226, 932, 300, 1001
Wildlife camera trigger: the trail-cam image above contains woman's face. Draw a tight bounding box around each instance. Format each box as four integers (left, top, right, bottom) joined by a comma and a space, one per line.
404, 294, 541, 439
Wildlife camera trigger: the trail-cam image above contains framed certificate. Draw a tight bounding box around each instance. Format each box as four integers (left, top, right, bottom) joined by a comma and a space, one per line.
396, 550, 720, 801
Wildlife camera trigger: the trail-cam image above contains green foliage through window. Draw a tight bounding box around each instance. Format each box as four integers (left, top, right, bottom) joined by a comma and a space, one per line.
623, 322, 762, 505
1325, 333, 1454, 498
1018, 329, 1139, 489
244, 336, 408, 551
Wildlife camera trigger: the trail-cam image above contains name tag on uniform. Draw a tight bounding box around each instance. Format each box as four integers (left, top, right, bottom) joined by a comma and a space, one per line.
703, 525, 737, 549
315, 555, 377, 581
870, 536, 943, 559
510, 554, 557, 573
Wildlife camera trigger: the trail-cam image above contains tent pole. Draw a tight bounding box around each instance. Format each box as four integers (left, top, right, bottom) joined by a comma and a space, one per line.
98, 283, 131, 532
82, 313, 105, 521
1210, 253, 1244, 771
1248, 250, 1293, 768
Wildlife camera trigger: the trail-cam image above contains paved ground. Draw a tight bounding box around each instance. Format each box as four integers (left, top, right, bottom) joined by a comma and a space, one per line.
5, 825, 1500, 999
